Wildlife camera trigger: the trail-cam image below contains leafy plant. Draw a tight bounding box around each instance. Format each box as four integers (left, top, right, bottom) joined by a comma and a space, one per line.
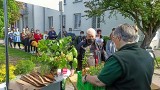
0, 64, 16, 83
0, 0, 22, 33
85, 63, 104, 75
82, 47, 90, 68
156, 57, 160, 64
0, 28, 4, 39
0, 51, 5, 64
37, 36, 78, 74
14, 60, 35, 75
103, 36, 110, 42
39, 64, 51, 75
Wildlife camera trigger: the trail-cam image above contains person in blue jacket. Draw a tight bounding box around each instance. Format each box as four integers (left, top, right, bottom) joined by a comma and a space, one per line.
48, 27, 57, 40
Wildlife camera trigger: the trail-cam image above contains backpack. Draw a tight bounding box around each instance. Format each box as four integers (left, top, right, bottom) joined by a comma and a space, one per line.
94, 42, 107, 64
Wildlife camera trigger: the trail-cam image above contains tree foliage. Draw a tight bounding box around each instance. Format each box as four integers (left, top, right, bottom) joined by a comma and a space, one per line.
0, 0, 22, 38
84, 0, 160, 48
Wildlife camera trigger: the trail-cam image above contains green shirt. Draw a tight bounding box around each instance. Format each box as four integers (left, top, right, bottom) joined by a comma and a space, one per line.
98, 56, 122, 86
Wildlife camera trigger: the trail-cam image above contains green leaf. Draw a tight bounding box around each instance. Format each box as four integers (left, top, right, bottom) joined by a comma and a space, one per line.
72, 58, 78, 69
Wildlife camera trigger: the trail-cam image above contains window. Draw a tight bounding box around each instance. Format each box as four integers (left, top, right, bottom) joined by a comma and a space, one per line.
62, 15, 66, 29
74, 0, 82, 3
59, 15, 66, 30
92, 16, 100, 29
64, 0, 66, 4
17, 20, 20, 29
48, 16, 53, 29
25, 17, 28, 27
97, 16, 100, 28
74, 13, 81, 29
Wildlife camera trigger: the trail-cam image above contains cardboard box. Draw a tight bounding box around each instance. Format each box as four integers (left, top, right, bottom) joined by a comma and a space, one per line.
9, 80, 61, 90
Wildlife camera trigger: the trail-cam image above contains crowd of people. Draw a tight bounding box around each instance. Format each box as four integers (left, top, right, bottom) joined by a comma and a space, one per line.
80, 23, 154, 90
7, 27, 57, 54
6, 23, 154, 89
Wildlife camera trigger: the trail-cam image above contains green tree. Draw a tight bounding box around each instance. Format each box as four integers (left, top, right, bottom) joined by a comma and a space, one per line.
84, 0, 160, 48
0, 0, 22, 38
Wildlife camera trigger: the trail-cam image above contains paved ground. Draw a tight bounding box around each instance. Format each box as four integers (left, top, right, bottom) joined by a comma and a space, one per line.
0, 39, 4, 44
152, 69, 160, 88
0, 39, 160, 89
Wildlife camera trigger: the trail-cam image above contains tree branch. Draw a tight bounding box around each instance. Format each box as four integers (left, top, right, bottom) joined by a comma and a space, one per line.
124, 10, 145, 34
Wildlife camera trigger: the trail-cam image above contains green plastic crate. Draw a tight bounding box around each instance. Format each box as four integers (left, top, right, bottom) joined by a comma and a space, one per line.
77, 71, 105, 90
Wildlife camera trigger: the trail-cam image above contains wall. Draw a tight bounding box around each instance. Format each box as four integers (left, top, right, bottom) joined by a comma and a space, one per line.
44, 8, 61, 33
63, 0, 134, 36
100, 11, 134, 36
63, 0, 92, 35
33, 5, 44, 32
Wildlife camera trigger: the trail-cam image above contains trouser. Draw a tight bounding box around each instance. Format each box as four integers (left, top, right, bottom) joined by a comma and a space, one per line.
9, 38, 13, 48
21, 39, 25, 46
9, 41, 13, 48
14, 42, 21, 49
77, 60, 82, 71
30, 40, 35, 52
35, 47, 38, 53
24, 38, 30, 52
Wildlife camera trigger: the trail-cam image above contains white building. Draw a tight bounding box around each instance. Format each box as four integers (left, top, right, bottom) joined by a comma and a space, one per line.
150, 29, 160, 49
16, 0, 134, 36
15, 0, 159, 48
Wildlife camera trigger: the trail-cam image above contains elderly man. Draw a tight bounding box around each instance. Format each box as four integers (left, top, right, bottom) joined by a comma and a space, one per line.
48, 27, 57, 40
77, 28, 106, 70
83, 23, 154, 90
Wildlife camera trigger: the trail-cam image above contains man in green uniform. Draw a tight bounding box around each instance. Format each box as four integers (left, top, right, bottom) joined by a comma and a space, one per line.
83, 23, 154, 90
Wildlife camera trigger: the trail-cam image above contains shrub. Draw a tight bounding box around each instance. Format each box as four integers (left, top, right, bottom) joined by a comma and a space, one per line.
156, 57, 160, 64
103, 36, 110, 42
0, 29, 4, 39
0, 64, 16, 83
15, 60, 35, 75
0, 52, 5, 64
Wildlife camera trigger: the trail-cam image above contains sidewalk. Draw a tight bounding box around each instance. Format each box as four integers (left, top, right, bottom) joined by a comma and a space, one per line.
0, 39, 4, 44
153, 69, 160, 87
0, 39, 24, 50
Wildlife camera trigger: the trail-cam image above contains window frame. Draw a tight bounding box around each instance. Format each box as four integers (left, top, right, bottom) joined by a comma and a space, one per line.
64, 0, 66, 5
59, 15, 66, 30
92, 16, 101, 29
48, 16, 53, 29
73, 0, 83, 3
74, 13, 81, 30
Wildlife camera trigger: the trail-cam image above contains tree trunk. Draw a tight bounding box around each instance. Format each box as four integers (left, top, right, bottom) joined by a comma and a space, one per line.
140, 32, 155, 49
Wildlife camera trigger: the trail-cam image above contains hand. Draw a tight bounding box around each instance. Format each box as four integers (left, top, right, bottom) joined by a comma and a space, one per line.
82, 75, 87, 83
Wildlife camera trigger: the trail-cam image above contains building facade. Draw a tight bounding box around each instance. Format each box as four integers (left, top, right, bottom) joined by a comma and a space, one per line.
15, 0, 160, 49
16, 0, 134, 36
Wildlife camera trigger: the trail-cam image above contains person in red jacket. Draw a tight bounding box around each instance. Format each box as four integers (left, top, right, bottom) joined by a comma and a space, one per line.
34, 29, 43, 55
34, 29, 43, 43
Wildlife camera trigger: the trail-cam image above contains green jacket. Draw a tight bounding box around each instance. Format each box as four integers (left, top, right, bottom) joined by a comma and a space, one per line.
107, 43, 154, 90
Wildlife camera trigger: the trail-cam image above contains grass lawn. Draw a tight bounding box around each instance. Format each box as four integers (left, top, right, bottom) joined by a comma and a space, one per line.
0, 44, 34, 64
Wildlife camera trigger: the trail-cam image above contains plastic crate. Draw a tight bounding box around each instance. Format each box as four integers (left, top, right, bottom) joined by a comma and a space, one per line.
77, 71, 105, 90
